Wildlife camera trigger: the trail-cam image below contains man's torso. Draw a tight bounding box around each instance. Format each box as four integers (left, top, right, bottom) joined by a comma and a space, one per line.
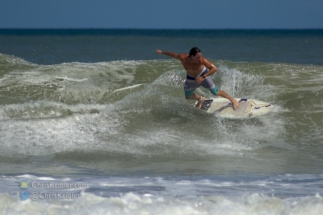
178, 54, 205, 77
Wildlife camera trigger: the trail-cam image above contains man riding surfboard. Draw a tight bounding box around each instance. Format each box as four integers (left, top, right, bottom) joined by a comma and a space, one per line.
156, 47, 240, 110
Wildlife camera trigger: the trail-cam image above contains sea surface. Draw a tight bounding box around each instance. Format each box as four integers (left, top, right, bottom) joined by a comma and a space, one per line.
0, 29, 323, 214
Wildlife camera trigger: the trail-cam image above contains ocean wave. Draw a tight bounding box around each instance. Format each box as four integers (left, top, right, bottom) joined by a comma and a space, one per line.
0, 58, 286, 159
0, 58, 322, 160
2, 174, 323, 215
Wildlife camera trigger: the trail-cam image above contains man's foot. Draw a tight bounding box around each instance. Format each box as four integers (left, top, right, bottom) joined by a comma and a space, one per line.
195, 96, 205, 109
232, 101, 240, 110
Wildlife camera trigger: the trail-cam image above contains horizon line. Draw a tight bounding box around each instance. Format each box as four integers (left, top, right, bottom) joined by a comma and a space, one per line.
0, 28, 323, 30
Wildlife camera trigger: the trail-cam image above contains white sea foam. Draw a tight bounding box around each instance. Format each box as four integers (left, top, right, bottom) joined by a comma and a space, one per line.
1, 174, 323, 215
0, 103, 124, 156
218, 65, 269, 99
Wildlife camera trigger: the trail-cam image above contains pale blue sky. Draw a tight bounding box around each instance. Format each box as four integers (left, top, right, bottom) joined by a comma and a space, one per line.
1, 0, 322, 29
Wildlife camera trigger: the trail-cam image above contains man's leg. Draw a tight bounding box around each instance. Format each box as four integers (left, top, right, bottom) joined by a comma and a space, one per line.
210, 86, 240, 110
185, 89, 205, 109
186, 93, 205, 109
218, 90, 240, 110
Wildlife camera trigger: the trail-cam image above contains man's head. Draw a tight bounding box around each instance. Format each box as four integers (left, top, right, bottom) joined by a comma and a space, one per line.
189, 47, 201, 57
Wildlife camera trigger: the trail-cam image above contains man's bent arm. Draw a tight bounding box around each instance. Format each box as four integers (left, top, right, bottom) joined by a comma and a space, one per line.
156, 49, 180, 59
202, 59, 217, 77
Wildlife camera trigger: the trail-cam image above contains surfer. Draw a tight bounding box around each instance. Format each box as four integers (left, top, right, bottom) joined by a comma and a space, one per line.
156, 47, 240, 110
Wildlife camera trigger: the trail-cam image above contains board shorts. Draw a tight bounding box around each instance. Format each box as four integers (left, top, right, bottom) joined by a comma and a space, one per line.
184, 68, 219, 98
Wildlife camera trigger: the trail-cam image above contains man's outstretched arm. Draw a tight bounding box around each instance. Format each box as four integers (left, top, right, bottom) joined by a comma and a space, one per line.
156, 49, 180, 60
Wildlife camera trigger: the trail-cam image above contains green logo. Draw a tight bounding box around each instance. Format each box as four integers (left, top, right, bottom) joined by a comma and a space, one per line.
19, 180, 29, 190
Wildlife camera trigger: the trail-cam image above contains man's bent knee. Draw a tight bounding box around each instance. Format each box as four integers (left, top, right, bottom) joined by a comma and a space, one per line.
185, 89, 195, 99
210, 86, 219, 95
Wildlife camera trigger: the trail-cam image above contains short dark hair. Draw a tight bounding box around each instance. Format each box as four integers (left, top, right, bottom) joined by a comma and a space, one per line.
189, 47, 201, 56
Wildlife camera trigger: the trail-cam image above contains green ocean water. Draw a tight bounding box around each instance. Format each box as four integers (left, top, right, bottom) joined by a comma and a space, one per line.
0, 29, 323, 214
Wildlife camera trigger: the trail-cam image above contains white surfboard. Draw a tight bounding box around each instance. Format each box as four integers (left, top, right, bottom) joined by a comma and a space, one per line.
196, 98, 274, 119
